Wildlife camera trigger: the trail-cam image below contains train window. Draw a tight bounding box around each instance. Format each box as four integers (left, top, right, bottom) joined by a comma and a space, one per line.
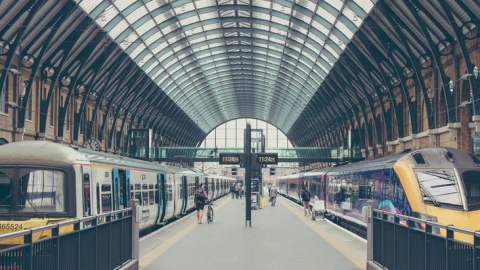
460, 170, 480, 209
96, 184, 100, 214
149, 191, 154, 205
415, 169, 462, 206
83, 173, 91, 216
412, 153, 427, 165
469, 154, 480, 165
155, 189, 159, 204
102, 194, 111, 212
134, 192, 141, 203
0, 172, 13, 213
149, 184, 154, 189
143, 192, 148, 206
142, 184, 148, 190
17, 170, 65, 213
102, 184, 111, 192
135, 184, 141, 190
180, 183, 183, 199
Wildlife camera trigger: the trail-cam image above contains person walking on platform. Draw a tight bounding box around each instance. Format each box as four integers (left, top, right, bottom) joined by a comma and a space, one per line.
235, 184, 241, 199
301, 186, 311, 216
230, 184, 235, 199
268, 183, 272, 194
194, 183, 209, 224
241, 185, 245, 198
269, 185, 278, 206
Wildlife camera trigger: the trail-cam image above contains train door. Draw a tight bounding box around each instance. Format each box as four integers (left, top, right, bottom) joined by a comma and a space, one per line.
195, 176, 199, 190
156, 173, 167, 224
126, 170, 131, 201
112, 168, 128, 210
182, 176, 188, 214
82, 165, 93, 218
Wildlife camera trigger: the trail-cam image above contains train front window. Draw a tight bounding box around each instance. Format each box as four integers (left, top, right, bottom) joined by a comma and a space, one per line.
460, 170, 480, 210
17, 170, 65, 214
0, 172, 13, 213
415, 169, 462, 207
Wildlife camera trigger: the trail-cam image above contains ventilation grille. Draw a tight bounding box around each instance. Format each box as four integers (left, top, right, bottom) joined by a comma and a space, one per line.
105, 172, 109, 177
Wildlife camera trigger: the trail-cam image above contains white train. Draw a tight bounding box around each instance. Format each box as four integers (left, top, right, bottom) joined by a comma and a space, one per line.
0, 141, 235, 241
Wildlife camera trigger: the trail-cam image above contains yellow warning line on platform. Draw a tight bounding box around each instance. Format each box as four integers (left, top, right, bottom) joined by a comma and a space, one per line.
139, 197, 231, 269
279, 198, 366, 270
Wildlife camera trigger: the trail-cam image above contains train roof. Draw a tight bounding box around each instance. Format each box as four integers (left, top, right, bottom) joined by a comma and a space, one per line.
301, 147, 477, 176
0, 141, 90, 164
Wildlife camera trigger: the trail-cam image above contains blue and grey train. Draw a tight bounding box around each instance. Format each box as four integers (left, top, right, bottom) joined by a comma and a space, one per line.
277, 147, 480, 239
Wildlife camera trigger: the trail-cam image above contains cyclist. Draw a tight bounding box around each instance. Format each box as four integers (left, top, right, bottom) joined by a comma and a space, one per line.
194, 183, 209, 224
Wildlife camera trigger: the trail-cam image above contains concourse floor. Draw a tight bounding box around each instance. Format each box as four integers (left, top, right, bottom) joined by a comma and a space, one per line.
139, 193, 366, 270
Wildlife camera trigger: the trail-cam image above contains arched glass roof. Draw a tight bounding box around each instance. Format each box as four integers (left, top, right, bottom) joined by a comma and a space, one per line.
76, 0, 376, 133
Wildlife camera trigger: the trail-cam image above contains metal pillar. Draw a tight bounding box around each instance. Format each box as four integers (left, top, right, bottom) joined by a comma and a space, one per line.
245, 123, 252, 227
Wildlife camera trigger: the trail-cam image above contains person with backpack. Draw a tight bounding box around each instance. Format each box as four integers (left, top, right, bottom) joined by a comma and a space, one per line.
230, 184, 235, 198
301, 186, 311, 216
194, 183, 209, 224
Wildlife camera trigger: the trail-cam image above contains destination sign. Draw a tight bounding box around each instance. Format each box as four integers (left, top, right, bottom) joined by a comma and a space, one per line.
219, 153, 242, 165
255, 153, 278, 165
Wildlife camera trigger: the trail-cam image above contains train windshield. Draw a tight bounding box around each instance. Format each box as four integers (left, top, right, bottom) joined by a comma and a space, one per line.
0, 172, 13, 213
415, 169, 463, 207
459, 170, 480, 210
17, 170, 65, 214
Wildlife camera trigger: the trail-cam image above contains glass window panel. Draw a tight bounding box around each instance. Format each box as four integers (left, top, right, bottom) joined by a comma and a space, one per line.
17, 170, 65, 213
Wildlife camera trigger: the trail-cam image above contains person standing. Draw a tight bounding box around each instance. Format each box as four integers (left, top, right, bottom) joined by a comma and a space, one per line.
301, 186, 311, 216
269, 185, 278, 206
235, 184, 241, 199
230, 184, 235, 199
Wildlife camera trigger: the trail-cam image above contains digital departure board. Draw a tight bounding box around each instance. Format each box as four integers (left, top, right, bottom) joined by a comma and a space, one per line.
219, 153, 242, 164
255, 153, 278, 165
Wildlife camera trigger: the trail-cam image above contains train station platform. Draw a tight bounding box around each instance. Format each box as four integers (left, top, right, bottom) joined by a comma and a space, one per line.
138, 192, 367, 270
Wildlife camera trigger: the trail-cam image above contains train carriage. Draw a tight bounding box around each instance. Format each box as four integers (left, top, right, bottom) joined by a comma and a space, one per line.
277, 147, 480, 241
0, 141, 235, 245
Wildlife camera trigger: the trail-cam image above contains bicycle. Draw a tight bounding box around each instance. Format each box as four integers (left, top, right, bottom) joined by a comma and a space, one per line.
206, 201, 214, 224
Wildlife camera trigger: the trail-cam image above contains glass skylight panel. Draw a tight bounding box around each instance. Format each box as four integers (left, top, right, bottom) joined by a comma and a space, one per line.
79, 0, 101, 13
126, 6, 148, 24
109, 19, 129, 39
95, 6, 118, 27
131, 43, 146, 59
78, 0, 376, 133
137, 19, 156, 36
335, 20, 354, 39
325, 0, 343, 11
293, 10, 312, 25
354, 0, 375, 13
324, 44, 339, 58
196, 0, 216, 9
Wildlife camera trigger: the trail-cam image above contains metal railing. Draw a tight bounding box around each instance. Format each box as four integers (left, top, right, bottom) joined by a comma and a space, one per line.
0, 200, 140, 270
366, 208, 479, 270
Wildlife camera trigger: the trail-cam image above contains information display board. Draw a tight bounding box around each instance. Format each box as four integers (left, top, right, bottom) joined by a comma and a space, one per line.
255, 153, 278, 165
251, 179, 259, 193
219, 153, 242, 165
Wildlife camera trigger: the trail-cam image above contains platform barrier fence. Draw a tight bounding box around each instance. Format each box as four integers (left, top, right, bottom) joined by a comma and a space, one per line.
367, 209, 480, 270
0, 200, 140, 270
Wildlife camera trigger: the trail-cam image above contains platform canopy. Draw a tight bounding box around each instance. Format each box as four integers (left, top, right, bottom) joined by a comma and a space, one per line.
76, 0, 376, 133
